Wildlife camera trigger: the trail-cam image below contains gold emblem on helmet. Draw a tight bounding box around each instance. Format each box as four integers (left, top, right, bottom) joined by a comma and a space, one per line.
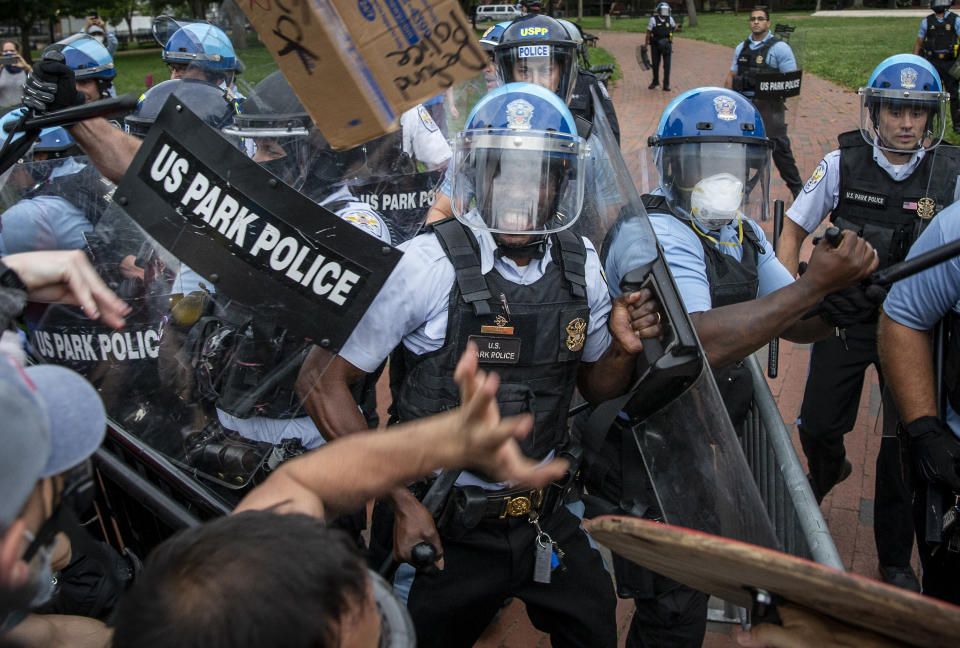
918, 197, 936, 220
565, 317, 587, 351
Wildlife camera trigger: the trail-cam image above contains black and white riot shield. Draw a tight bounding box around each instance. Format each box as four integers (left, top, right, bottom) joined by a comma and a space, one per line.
751, 27, 805, 137
588, 88, 779, 548
32, 98, 402, 492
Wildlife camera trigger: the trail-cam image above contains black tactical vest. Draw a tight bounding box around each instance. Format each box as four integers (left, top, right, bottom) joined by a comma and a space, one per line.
394, 219, 590, 460
641, 194, 761, 424
650, 16, 673, 41
924, 13, 958, 57
29, 163, 112, 227
733, 36, 780, 95
831, 130, 960, 270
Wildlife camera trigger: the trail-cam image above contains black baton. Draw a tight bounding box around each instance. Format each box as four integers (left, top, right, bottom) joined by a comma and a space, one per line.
768, 200, 784, 378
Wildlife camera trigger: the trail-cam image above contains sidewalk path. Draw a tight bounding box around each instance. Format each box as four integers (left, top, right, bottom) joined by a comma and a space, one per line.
470, 31, 898, 647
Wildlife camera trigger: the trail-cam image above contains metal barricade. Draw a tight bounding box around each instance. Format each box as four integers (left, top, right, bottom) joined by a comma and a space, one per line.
739, 354, 843, 569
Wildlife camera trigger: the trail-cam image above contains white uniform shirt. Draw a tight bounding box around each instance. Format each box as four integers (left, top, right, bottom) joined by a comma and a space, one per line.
400, 105, 452, 170
788, 143, 960, 233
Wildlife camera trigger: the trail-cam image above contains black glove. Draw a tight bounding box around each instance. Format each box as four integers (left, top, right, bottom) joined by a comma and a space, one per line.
903, 416, 960, 492
21, 50, 85, 113
818, 283, 886, 327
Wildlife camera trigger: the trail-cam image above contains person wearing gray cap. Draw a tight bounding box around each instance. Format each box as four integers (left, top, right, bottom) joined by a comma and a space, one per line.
0, 352, 113, 647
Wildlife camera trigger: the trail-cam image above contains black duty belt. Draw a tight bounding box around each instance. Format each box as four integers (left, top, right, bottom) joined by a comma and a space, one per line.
476, 485, 547, 519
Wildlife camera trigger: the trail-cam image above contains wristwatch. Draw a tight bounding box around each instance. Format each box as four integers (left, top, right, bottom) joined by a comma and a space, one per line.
0, 259, 27, 292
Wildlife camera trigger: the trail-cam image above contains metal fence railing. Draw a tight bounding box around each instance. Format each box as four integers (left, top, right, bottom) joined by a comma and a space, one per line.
739, 354, 843, 569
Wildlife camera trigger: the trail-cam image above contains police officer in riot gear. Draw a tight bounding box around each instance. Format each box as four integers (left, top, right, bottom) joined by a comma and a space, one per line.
915, 0, 960, 133
646, 2, 675, 92
879, 205, 960, 606
52, 34, 116, 103
297, 82, 662, 648
724, 8, 803, 197
602, 87, 879, 647
780, 54, 960, 591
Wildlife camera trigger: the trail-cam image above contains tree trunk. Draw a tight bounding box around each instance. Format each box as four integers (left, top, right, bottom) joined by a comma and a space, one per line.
685, 0, 698, 27
20, 23, 32, 65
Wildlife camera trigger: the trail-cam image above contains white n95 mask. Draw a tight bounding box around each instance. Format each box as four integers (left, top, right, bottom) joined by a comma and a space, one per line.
689, 172, 743, 231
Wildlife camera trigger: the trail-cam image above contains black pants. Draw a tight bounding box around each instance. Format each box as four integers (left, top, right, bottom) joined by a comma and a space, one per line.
651, 45, 671, 87
405, 506, 617, 648
931, 58, 960, 127
754, 101, 803, 197
912, 482, 960, 604
798, 325, 915, 568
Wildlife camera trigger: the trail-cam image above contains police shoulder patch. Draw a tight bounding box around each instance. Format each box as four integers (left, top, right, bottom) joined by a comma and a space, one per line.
803, 159, 827, 193
339, 208, 389, 243
418, 105, 438, 132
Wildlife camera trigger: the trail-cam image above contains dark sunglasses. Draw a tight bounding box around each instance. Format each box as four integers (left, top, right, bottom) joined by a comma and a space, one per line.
749, 16, 768, 21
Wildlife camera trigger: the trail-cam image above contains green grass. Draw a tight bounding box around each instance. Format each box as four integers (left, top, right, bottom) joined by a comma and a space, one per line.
108, 45, 280, 97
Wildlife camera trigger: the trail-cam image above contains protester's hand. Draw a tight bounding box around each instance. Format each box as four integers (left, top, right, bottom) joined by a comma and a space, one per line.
802, 230, 877, 295
3, 250, 130, 328
450, 343, 569, 487
818, 283, 884, 327
609, 289, 663, 353
392, 495, 444, 570
734, 604, 904, 648
21, 50, 86, 113
903, 416, 960, 492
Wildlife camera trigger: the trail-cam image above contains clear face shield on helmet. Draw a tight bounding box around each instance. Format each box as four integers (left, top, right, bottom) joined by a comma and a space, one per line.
657, 139, 772, 231
495, 44, 578, 104
223, 114, 315, 191
450, 128, 586, 237
858, 87, 947, 155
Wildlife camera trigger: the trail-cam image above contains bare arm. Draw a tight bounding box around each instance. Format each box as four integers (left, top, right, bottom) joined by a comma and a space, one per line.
914, 36, 925, 55
240, 345, 567, 519
6, 614, 112, 648
426, 190, 455, 225
693, 231, 877, 368
645, 29, 652, 47
878, 312, 937, 424
776, 218, 809, 277
723, 69, 736, 89
295, 348, 369, 442
66, 118, 141, 185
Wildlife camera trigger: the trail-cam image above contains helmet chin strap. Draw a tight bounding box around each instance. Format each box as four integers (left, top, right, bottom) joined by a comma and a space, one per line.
493, 233, 548, 260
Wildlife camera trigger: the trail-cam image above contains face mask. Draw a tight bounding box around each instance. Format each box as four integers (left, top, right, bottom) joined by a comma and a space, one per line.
92, 35, 105, 45
689, 172, 743, 230
21, 530, 56, 609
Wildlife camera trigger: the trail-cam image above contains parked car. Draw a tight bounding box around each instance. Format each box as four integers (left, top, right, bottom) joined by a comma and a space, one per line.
476, 4, 522, 22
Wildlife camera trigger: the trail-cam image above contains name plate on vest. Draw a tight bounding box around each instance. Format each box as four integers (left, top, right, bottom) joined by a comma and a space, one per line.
469, 335, 521, 364
843, 189, 887, 209
754, 70, 802, 100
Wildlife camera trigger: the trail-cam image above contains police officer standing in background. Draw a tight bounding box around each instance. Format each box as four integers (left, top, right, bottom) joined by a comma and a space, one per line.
914, 0, 960, 134
646, 2, 675, 92
779, 54, 960, 591
297, 83, 662, 648
878, 205, 960, 606
724, 8, 803, 198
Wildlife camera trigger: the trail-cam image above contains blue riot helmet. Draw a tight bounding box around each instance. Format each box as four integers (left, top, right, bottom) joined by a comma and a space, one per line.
45, 34, 115, 101
495, 15, 580, 104
160, 21, 238, 86
124, 78, 240, 140
479, 21, 513, 51
0, 108, 78, 161
649, 87, 772, 230
450, 82, 586, 246
859, 54, 947, 155
656, 2, 671, 16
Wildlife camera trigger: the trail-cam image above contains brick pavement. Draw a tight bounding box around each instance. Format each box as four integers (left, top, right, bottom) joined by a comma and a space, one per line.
466, 30, 899, 647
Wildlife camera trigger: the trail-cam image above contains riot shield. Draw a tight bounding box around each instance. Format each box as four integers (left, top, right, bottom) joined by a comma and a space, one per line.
751, 27, 805, 139
32, 99, 402, 495
0, 155, 114, 256
588, 87, 779, 548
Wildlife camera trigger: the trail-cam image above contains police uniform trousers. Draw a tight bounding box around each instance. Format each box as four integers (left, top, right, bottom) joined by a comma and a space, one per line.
929, 58, 960, 129
650, 42, 671, 89
405, 505, 617, 648
798, 323, 915, 568
753, 99, 803, 197
912, 481, 960, 605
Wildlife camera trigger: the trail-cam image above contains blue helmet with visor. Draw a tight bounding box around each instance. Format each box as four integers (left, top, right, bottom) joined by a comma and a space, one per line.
649, 86, 772, 230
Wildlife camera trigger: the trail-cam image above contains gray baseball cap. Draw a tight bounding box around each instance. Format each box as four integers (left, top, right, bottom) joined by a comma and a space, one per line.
0, 355, 106, 528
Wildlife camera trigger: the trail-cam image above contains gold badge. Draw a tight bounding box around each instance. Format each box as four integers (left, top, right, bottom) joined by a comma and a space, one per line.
918, 197, 936, 219
481, 314, 515, 335
756, 55, 764, 65
565, 317, 587, 352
